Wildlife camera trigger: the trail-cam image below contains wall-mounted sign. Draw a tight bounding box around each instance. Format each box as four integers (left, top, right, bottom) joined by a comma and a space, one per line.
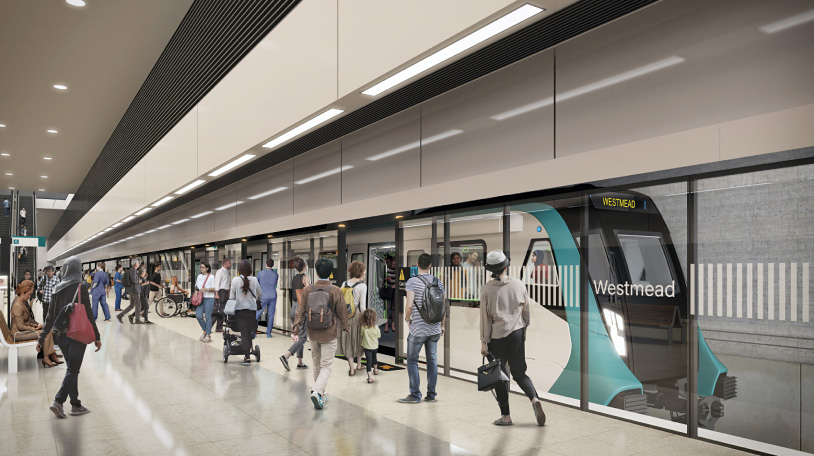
12, 236, 46, 247
590, 194, 647, 212
205, 246, 217, 251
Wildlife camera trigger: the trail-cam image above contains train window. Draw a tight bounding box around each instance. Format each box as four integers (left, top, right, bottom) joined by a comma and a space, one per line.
319, 251, 338, 267
523, 240, 558, 284
406, 250, 425, 267
436, 240, 486, 268
576, 233, 613, 292
616, 233, 674, 288
351, 253, 363, 264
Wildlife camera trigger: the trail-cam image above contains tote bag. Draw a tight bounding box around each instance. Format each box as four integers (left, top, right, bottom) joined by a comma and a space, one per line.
191, 274, 210, 307
67, 284, 96, 345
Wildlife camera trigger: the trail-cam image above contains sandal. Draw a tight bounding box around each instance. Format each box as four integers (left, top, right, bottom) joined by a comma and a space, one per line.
373, 368, 378, 375
349, 369, 356, 377
367, 378, 374, 383
493, 417, 513, 426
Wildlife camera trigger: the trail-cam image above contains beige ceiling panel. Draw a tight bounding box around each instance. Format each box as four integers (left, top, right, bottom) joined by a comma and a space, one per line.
196, 0, 338, 175
338, 0, 514, 98
139, 107, 198, 205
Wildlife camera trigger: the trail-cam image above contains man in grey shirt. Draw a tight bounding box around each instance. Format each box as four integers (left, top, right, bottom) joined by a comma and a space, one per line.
116, 259, 144, 324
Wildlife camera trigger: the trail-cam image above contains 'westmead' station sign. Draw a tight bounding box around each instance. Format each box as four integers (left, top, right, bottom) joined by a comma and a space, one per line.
593, 280, 676, 297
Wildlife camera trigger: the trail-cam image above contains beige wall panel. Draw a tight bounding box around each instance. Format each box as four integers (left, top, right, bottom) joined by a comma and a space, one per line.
421, 50, 554, 186
140, 107, 198, 204
150, 213, 173, 245
341, 107, 420, 203
556, 0, 814, 158
236, 160, 294, 224
337, 0, 514, 97
181, 194, 216, 240
196, 0, 337, 174
293, 141, 342, 214
213, 184, 237, 233
720, 104, 814, 161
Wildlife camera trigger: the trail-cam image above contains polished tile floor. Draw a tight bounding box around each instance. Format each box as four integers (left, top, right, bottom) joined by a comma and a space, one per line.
1, 301, 750, 456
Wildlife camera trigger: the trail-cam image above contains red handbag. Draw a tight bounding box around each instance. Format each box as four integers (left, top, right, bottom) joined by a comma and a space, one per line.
67, 284, 96, 345
191, 274, 210, 307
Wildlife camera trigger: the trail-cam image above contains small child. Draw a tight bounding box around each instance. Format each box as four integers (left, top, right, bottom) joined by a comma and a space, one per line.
360, 309, 381, 383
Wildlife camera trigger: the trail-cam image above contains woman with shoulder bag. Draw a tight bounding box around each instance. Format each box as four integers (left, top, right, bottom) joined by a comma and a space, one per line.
480, 250, 545, 427
229, 260, 263, 366
338, 261, 367, 376
38, 256, 102, 419
194, 263, 217, 342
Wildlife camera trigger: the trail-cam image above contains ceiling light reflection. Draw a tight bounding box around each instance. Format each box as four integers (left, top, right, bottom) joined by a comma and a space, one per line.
759, 9, 814, 34
294, 166, 353, 185
366, 129, 463, 161
247, 186, 287, 200
190, 210, 213, 218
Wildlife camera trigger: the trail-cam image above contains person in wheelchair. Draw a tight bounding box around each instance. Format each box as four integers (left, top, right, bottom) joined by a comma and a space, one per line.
169, 276, 193, 316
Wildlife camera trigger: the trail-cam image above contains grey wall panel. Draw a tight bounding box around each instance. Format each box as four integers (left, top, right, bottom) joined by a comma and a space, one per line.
151, 213, 173, 245
556, 0, 814, 157
214, 184, 237, 233
421, 49, 554, 186
341, 108, 421, 204
236, 160, 294, 224
293, 141, 342, 214
182, 194, 216, 240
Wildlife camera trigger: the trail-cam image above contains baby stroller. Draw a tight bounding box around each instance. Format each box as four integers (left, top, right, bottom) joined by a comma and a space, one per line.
222, 308, 260, 364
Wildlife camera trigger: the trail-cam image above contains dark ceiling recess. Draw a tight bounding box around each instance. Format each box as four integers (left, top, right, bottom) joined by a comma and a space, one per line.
55, 0, 657, 253
48, 0, 301, 246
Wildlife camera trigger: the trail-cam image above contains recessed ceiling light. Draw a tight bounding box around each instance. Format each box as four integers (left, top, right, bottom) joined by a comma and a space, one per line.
41, 175, 48, 178
112, 222, 123, 227
8, 187, 14, 190
39, 189, 45, 191
262, 109, 344, 150
47, 129, 58, 134
43, 157, 52, 160
66, 0, 86, 6
175, 179, 206, 195
151, 196, 174, 207
208, 154, 256, 177
5, 173, 12, 176
1, 153, 9, 157
0, 124, 6, 127
172, 218, 190, 225
103, 228, 113, 232
134, 207, 152, 216
121, 215, 135, 223
53, 84, 68, 90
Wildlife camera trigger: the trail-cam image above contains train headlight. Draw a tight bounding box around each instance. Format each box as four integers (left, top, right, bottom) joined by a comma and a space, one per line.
602, 309, 627, 357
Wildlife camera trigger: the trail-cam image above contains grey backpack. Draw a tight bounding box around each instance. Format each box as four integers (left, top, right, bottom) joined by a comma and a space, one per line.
306, 285, 335, 330
416, 275, 446, 324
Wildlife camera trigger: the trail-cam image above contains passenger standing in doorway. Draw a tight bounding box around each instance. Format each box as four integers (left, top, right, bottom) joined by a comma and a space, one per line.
383, 254, 397, 333
214, 258, 232, 333
292, 258, 348, 410
230, 260, 263, 366
279, 258, 310, 371
256, 259, 278, 338
338, 261, 367, 375
480, 250, 545, 426
19, 207, 26, 225
195, 263, 216, 342
3, 197, 9, 216
90, 262, 111, 321
38, 266, 60, 325
113, 264, 124, 311
116, 258, 143, 324
399, 253, 444, 404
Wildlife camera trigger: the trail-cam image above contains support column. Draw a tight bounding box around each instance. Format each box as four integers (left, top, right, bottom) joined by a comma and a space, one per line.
687, 178, 699, 438
337, 225, 347, 285
443, 213, 451, 377
395, 218, 403, 363
579, 194, 590, 411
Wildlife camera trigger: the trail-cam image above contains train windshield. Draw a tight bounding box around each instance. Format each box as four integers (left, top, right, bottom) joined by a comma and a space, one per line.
616, 233, 674, 288
576, 234, 613, 290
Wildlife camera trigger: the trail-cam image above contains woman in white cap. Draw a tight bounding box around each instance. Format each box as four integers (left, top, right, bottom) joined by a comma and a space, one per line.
480, 249, 545, 426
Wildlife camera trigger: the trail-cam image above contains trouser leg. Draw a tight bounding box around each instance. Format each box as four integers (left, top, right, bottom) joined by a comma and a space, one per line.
215, 290, 228, 331
313, 339, 337, 396
406, 333, 422, 399
287, 324, 306, 359
115, 287, 122, 310
236, 310, 255, 358
267, 298, 277, 334
425, 334, 440, 399
91, 294, 100, 319
55, 337, 87, 407
119, 292, 138, 319
100, 294, 111, 320
203, 298, 214, 335
507, 328, 537, 401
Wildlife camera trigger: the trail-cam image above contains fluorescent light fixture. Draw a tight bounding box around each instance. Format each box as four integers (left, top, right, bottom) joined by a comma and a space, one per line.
145, 229, 157, 234
151, 196, 174, 207
41, 175, 48, 178
759, 9, 814, 34
66, 0, 86, 6
172, 219, 190, 225
366, 129, 463, 161
8, 187, 14, 190
362, 5, 543, 96
47, 129, 58, 133
1, 153, 9, 156
134, 233, 145, 237
215, 201, 243, 211
208, 154, 256, 177
262, 109, 345, 149
39, 189, 45, 191
0, 124, 5, 127
157, 224, 171, 230
134, 207, 152, 216
43, 157, 52, 160
175, 179, 206, 195
190, 210, 213, 219
491, 56, 685, 121
295, 165, 353, 185
247, 186, 287, 200
112, 222, 123, 227
103, 228, 113, 232
53, 84, 68, 90
122, 216, 135, 223
5, 173, 12, 176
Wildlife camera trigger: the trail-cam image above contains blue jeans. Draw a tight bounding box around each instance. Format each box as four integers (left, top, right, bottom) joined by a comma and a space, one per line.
256, 297, 277, 335
196, 297, 215, 335
406, 333, 441, 400
114, 286, 123, 310
91, 293, 110, 320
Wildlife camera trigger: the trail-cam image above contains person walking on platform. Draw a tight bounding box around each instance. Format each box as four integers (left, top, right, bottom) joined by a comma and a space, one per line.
195, 263, 217, 342
256, 258, 278, 338
113, 264, 124, 311
116, 258, 144, 324
139, 267, 153, 324
292, 258, 349, 410
39, 256, 102, 418
214, 258, 232, 333
230, 260, 263, 366
149, 263, 163, 312
38, 266, 60, 324
90, 262, 111, 321
480, 250, 545, 426
338, 261, 367, 375
399, 253, 444, 404
279, 258, 309, 371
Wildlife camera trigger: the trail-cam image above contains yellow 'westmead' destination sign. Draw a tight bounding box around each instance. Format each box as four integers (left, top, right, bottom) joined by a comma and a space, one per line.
590, 193, 646, 212
602, 196, 636, 208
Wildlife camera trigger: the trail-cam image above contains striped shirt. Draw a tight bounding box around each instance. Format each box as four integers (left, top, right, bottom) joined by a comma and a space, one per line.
405, 273, 444, 337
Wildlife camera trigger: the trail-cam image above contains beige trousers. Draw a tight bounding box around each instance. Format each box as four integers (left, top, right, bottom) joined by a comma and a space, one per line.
311, 338, 338, 396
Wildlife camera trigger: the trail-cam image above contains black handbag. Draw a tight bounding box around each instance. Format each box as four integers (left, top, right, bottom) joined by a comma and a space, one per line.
478, 354, 510, 393
379, 286, 394, 301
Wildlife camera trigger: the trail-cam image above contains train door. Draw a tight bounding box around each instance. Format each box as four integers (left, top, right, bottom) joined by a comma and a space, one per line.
368, 243, 396, 354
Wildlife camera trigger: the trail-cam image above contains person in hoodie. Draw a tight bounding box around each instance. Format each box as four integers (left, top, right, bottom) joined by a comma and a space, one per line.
38, 256, 102, 419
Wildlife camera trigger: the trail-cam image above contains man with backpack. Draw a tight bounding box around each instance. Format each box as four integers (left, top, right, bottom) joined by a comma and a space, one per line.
116, 259, 144, 324
399, 253, 446, 404
292, 258, 349, 410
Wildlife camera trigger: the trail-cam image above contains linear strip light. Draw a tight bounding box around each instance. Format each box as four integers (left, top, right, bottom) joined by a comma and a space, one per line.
215, 201, 244, 211
103, 228, 113, 232
366, 129, 463, 161
248, 186, 287, 200
295, 166, 353, 185
135, 207, 152, 216
157, 224, 172, 230
122, 216, 135, 223
491, 56, 685, 121
262, 109, 344, 150
190, 210, 214, 219
152, 196, 174, 207
362, 4, 543, 96
209, 154, 256, 177
759, 9, 814, 34
172, 219, 190, 225
175, 179, 206, 195
112, 222, 123, 228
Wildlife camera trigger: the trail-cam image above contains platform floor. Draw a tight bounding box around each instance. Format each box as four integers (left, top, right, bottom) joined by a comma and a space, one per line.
2, 302, 750, 456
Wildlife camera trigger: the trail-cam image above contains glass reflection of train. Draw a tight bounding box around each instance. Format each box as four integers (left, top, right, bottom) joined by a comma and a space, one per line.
395, 191, 736, 428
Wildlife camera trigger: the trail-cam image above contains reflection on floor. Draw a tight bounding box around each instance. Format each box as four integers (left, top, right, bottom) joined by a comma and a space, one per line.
1, 301, 750, 456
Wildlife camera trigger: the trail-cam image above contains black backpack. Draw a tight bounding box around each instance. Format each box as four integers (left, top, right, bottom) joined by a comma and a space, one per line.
415, 275, 445, 324
122, 269, 133, 288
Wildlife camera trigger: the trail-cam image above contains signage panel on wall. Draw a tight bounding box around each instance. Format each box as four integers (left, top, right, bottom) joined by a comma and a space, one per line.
11, 236, 46, 247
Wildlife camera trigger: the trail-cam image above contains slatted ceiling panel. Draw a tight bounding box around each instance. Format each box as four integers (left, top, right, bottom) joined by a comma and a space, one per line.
48, 0, 302, 245
54, 0, 656, 254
